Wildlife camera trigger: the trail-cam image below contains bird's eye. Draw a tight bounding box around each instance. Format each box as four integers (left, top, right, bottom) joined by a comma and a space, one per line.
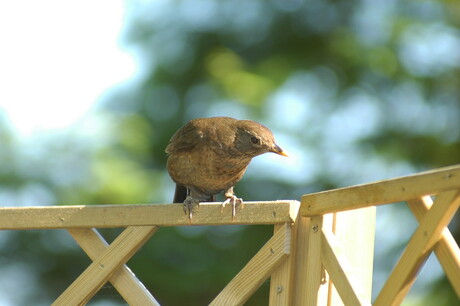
251, 137, 260, 144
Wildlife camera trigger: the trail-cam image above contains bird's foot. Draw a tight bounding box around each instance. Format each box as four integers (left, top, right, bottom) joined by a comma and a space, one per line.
184, 196, 200, 220
221, 195, 243, 218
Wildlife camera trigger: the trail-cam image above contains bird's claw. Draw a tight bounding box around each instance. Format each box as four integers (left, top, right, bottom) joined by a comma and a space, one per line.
184, 196, 200, 220
221, 195, 243, 218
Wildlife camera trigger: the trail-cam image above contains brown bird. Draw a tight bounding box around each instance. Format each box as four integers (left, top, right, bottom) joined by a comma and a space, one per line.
165, 116, 287, 219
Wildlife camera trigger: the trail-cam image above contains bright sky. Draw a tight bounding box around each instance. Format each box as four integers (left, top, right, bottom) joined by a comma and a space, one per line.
0, 0, 136, 136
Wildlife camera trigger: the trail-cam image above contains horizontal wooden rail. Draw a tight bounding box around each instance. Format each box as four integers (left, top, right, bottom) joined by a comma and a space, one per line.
301, 164, 460, 216
0, 201, 300, 229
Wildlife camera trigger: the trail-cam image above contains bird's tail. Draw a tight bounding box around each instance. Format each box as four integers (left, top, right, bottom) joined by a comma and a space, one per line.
173, 184, 215, 203
173, 184, 188, 203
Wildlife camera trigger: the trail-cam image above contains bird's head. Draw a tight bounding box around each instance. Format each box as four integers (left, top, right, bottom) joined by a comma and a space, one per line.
235, 120, 288, 158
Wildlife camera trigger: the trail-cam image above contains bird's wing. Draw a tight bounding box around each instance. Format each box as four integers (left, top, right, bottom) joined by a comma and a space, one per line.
165, 122, 204, 153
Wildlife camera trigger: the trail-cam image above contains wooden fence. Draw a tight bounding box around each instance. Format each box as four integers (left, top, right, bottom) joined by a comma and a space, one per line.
1, 164, 459, 305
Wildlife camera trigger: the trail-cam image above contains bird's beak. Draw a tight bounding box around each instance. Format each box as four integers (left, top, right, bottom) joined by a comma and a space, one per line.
271, 144, 288, 157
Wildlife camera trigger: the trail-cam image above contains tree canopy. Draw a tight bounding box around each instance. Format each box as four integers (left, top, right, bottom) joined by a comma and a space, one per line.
0, 0, 459, 305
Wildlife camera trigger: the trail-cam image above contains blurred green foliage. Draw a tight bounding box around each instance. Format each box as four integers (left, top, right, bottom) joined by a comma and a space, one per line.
1, 0, 460, 305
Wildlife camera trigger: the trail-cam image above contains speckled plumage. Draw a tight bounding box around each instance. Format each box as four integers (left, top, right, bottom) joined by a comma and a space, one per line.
165, 116, 287, 218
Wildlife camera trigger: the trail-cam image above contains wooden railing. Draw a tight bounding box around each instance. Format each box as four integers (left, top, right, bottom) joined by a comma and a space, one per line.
301, 164, 460, 305
1, 165, 459, 305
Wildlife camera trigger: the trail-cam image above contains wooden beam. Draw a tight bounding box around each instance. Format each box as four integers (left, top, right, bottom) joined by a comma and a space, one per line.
53, 226, 157, 305
303, 215, 330, 306
68, 228, 160, 306
290, 216, 313, 305
301, 164, 460, 216
210, 223, 291, 306
0, 201, 299, 229
374, 189, 460, 305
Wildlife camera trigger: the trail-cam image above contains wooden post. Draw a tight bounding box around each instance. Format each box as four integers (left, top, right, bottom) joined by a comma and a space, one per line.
269, 223, 296, 305
292, 214, 333, 305
290, 216, 313, 305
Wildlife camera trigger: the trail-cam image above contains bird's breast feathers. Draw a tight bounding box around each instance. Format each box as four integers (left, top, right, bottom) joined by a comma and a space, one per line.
167, 148, 250, 193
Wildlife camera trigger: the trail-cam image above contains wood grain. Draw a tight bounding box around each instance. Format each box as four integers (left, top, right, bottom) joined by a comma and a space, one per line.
269, 223, 296, 305
303, 215, 330, 306
0, 201, 299, 229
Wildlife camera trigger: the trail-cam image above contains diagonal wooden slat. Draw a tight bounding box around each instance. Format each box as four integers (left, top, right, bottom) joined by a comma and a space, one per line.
407, 196, 460, 297
374, 189, 460, 306
53, 226, 157, 306
321, 228, 370, 306
68, 228, 160, 306
210, 223, 291, 306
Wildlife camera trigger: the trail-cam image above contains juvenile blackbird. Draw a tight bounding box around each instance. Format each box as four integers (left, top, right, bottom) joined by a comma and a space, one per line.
165, 116, 287, 219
